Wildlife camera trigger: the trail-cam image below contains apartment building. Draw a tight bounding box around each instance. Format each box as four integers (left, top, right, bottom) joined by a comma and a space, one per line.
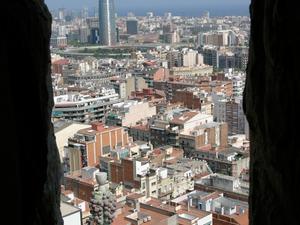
105, 146, 212, 199
105, 100, 156, 127
65, 122, 131, 172
192, 146, 249, 177
179, 122, 228, 156
53, 90, 120, 123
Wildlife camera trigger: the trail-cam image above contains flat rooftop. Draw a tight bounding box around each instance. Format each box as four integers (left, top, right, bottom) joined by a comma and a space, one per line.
78, 125, 120, 135
60, 201, 80, 217
112, 202, 174, 225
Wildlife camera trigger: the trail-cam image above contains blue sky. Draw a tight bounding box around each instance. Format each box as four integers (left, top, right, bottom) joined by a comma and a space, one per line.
45, 0, 250, 16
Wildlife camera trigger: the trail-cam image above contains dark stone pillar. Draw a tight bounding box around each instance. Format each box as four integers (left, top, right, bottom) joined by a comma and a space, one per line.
244, 0, 300, 224
1, 1, 62, 225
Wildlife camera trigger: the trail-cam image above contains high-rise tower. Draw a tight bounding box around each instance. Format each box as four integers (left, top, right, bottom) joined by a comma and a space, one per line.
99, 0, 116, 46
126, 18, 138, 35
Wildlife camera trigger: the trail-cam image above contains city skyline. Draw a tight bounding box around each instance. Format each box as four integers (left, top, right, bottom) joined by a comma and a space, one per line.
49, 1, 251, 223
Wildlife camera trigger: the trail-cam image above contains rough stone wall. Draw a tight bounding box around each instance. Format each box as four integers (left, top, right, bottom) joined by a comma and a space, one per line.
1, 1, 62, 225
244, 0, 300, 224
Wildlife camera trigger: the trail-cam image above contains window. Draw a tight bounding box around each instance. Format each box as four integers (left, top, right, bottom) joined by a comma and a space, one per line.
102, 146, 110, 154
203, 222, 211, 225
199, 203, 202, 210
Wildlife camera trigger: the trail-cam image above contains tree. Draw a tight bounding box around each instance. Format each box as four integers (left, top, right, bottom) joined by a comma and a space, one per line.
86, 190, 117, 225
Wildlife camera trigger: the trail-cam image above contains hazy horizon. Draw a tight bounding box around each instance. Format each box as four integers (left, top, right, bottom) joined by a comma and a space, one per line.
45, 0, 250, 17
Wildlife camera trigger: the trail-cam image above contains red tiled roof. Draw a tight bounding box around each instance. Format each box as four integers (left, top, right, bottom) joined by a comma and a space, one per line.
53, 59, 69, 65
61, 189, 73, 195
200, 191, 222, 201
231, 209, 249, 225
193, 172, 211, 179
127, 193, 145, 200
131, 124, 150, 131
152, 148, 162, 155
197, 144, 212, 151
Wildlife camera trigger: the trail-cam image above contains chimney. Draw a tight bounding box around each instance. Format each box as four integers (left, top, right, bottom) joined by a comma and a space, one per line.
134, 199, 140, 212
91, 122, 104, 131
187, 196, 192, 211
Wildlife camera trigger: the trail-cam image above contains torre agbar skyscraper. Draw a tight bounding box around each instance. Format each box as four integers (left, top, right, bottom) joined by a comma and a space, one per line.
99, 0, 116, 46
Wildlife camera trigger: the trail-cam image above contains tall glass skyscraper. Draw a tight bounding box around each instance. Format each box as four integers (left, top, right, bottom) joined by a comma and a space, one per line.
99, 0, 116, 46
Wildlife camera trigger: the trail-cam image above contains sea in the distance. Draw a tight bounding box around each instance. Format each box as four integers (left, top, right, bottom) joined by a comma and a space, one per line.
115, 5, 249, 17
47, 0, 250, 17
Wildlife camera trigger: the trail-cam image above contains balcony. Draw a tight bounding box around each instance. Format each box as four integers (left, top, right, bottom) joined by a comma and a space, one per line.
68, 137, 86, 145
158, 189, 173, 198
